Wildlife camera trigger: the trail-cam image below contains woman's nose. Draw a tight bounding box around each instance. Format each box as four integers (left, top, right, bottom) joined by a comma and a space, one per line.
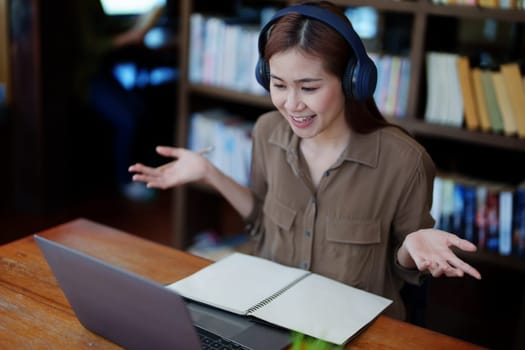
284, 90, 303, 111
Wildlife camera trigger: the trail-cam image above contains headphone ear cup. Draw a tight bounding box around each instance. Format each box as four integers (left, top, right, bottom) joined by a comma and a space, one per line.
342, 58, 357, 99
343, 57, 377, 101
353, 59, 377, 101
255, 58, 271, 91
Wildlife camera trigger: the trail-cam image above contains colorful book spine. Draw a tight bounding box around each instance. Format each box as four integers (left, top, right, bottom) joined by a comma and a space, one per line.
499, 190, 513, 256
514, 186, 525, 257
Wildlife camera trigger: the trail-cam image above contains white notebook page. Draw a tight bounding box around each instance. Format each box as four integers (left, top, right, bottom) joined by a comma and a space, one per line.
249, 273, 392, 345
167, 253, 309, 315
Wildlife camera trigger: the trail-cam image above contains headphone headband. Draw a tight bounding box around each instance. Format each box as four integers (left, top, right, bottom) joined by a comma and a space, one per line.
258, 5, 368, 62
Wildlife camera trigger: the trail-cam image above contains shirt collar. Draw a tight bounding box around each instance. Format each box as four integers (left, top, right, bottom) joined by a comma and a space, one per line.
268, 120, 380, 169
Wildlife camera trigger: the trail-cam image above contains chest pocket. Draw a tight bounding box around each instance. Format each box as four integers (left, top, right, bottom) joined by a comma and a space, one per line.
322, 218, 382, 289
325, 219, 381, 244
259, 197, 297, 262
263, 196, 296, 231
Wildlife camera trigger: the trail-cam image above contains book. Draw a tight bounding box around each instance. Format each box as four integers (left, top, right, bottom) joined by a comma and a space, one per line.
424, 52, 463, 128
471, 67, 492, 132
167, 252, 392, 346
479, 70, 504, 133
491, 71, 518, 136
452, 180, 466, 237
188, 13, 205, 83
440, 177, 455, 232
498, 189, 513, 256
384, 55, 402, 117
479, 0, 499, 7
431, 176, 444, 229
462, 181, 478, 245
485, 186, 500, 251
377, 54, 392, 115
424, 52, 445, 124
443, 53, 464, 128
500, 63, 525, 138
499, 0, 517, 8
394, 57, 411, 118
456, 56, 480, 130
475, 186, 489, 249
424, 52, 441, 125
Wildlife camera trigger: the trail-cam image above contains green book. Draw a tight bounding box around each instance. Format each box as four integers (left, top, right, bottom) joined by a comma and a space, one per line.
480, 70, 504, 133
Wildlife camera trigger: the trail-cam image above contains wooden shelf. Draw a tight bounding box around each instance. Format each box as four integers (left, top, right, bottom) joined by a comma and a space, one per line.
189, 84, 273, 109
331, 0, 419, 13
337, 0, 525, 23
393, 119, 525, 152
422, 2, 525, 22
172, 2, 525, 348
459, 250, 525, 272
175, 0, 525, 271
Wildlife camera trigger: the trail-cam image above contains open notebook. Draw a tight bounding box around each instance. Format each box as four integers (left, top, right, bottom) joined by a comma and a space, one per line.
167, 252, 392, 346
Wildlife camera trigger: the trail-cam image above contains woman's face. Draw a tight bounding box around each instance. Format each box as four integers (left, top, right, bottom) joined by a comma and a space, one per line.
268, 48, 347, 141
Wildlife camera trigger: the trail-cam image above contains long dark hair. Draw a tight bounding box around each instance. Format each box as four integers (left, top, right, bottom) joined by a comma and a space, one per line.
263, 1, 393, 134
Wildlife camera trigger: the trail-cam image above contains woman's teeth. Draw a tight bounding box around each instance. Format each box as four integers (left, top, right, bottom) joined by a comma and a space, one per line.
292, 115, 313, 122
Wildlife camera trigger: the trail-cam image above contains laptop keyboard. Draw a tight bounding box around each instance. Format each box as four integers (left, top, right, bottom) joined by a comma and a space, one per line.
196, 327, 250, 350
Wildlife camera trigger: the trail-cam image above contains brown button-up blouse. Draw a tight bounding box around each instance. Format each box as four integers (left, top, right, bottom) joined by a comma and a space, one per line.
246, 111, 436, 320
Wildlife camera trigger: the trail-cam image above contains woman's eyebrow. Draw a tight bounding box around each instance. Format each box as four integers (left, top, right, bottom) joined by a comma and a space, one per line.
270, 74, 322, 83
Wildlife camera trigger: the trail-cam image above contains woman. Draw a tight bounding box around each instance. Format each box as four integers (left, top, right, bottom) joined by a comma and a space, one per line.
129, 1, 480, 320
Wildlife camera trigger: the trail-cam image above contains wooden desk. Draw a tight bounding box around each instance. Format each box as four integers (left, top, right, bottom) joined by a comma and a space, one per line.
0, 218, 486, 349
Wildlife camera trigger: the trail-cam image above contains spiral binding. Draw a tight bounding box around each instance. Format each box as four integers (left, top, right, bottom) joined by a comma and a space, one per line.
246, 273, 311, 314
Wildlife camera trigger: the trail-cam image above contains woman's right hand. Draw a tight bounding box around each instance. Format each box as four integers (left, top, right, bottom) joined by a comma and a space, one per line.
128, 146, 211, 190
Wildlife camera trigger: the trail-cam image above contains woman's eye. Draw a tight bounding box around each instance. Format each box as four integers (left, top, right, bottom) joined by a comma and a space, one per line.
272, 83, 286, 89
302, 87, 318, 92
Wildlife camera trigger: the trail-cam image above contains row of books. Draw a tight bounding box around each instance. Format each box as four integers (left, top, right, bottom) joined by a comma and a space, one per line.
188, 12, 268, 95
431, 0, 525, 9
188, 108, 254, 187
424, 52, 525, 138
370, 54, 411, 118
431, 175, 525, 257
187, 10, 412, 117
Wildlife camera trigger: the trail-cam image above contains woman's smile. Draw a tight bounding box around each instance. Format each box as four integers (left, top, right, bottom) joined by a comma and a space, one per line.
290, 114, 316, 127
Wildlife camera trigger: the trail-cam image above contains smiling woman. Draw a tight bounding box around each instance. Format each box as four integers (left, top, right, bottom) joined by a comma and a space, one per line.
129, 1, 481, 323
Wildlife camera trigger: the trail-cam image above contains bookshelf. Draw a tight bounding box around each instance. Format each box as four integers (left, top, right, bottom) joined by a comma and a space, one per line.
174, 0, 525, 247
173, 2, 525, 347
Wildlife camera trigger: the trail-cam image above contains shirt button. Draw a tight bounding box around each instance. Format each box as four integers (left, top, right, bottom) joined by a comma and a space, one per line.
304, 231, 311, 238
324, 171, 330, 176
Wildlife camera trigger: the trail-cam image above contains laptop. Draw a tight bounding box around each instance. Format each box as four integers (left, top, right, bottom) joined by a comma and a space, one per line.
34, 235, 290, 350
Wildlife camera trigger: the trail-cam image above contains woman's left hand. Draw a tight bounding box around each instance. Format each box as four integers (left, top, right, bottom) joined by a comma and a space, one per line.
398, 229, 481, 280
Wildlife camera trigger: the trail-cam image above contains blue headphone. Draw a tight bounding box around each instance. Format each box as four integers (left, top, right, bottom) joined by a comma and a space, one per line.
255, 4, 377, 101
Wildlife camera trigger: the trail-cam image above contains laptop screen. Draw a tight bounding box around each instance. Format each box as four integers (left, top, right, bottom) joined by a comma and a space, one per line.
34, 235, 291, 350
100, 0, 166, 16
